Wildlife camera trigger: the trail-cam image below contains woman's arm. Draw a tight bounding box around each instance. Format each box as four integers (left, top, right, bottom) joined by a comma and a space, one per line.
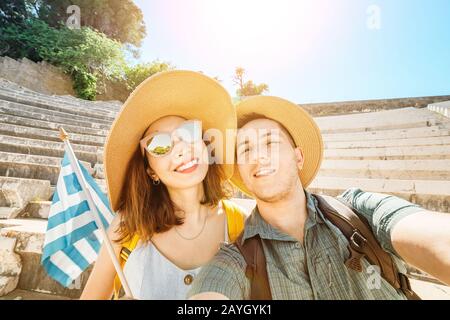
79, 215, 123, 300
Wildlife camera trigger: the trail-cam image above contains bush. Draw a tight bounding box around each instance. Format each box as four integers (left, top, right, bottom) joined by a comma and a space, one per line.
124, 60, 175, 91
0, 18, 126, 99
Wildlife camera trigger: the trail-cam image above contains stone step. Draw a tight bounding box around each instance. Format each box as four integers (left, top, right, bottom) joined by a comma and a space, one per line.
0, 98, 112, 129
94, 164, 104, 179
0, 177, 51, 219
428, 101, 450, 118
0, 207, 22, 220
0, 100, 111, 130
324, 145, 450, 160
405, 279, 450, 300
0, 134, 102, 165
322, 125, 450, 142
0, 86, 121, 116
0, 151, 93, 170
316, 108, 446, 134
0, 218, 89, 298
0, 151, 95, 185
0, 89, 116, 123
0, 122, 105, 147
0, 84, 96, 110
325, 135, 450, 149
0, 288, 71, 300
0, 78, 121, 109
319, 159, 450, 180
0, 113, 108, 137
20, 201, 52, 219
308, 177, 450, 212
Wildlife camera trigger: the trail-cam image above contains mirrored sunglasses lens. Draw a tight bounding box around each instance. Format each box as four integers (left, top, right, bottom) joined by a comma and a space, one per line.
147, 134, 172, 156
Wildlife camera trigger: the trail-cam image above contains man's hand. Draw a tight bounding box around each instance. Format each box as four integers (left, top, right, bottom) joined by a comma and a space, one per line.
189, 292, 229, 300
392, 210, 450, 285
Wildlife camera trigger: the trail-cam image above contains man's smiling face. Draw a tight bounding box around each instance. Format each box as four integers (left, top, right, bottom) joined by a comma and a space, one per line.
236, 118, 305, 202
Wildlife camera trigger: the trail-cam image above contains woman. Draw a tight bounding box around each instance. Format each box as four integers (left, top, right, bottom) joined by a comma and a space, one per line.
80, 71, 246, 300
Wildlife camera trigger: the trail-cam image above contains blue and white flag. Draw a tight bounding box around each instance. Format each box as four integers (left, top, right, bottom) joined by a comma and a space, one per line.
41, 152, 115, 287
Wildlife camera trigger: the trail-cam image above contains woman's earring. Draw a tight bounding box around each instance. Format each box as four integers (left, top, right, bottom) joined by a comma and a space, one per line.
152, 177, 160, 185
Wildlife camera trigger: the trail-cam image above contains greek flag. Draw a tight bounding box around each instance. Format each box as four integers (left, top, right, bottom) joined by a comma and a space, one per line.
41, 152, 115, 287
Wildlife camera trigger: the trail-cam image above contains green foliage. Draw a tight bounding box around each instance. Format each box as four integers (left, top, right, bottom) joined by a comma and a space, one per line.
233, 67, 269, 98
0, 2, 172, 100
0, 18, 127, 99
31, 0, 146, 46
73, 70, 97, 100
124, 60, 175, 90
237, 81, 269, 97
0, 0, 30, 26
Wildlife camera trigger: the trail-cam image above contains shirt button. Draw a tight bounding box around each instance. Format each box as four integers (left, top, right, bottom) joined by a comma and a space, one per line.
184, 274, 194, 285
295, 242, 301, 249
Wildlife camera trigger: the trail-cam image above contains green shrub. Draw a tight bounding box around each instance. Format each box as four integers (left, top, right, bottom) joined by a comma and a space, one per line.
0, 18, 126, 99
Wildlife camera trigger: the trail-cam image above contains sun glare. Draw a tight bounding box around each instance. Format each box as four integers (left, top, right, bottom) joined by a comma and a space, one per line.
168, 0, 335, 72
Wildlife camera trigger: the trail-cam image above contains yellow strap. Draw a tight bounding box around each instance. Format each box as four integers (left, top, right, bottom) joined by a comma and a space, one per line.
112, 234, 140, 299
222, 199, 246, 242
112, 200, 246, 299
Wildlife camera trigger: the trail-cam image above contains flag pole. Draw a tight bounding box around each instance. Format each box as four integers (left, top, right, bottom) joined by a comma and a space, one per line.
58, 127, 134, 299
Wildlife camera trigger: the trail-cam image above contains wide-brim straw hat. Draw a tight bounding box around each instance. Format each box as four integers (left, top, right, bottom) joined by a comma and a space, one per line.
104, 70, 236, 212
230, 95, 323, 197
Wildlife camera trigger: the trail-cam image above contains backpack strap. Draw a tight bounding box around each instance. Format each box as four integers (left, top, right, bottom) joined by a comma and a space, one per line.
222, 199, 246, 243
314, 194, 420, 300
235, 233, 272, 300
112, 234, 140, 299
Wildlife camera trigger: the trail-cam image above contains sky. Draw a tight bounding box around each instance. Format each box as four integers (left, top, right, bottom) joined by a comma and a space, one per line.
132, 0, 450, 104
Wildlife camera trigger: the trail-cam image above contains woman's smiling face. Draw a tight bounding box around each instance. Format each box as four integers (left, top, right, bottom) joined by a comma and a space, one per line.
142, 115, 210, 190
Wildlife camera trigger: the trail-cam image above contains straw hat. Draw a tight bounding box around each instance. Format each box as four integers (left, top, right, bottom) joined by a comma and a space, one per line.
230, 95, 323, 197
104, 70, 236, 212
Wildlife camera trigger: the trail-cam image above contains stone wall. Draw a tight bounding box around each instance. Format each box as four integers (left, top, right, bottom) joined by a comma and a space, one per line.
302, 95, 450, 117
0, 56, 129, 102
0, 57, 75, 96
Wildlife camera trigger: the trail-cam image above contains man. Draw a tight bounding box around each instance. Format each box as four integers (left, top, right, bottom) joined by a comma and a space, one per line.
188, 95, 450, 300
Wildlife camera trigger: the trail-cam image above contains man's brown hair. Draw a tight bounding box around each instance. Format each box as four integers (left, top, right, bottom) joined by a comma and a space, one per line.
237, 112, 296, 148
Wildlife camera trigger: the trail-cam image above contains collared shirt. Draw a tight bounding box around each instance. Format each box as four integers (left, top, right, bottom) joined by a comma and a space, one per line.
187, 188, 424, 300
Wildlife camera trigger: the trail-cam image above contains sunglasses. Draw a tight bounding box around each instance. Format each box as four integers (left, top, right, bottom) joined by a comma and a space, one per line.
140, 120, 203, 158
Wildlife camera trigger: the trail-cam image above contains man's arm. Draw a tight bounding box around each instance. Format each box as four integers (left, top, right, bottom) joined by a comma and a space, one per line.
187, 243, 250, 300
391, 210, 450, 285
338, 188, 450, 285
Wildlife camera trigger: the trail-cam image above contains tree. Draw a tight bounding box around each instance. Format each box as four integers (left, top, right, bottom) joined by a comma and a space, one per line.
0, 0, 30, 26
125, 60, 175, 91
27, 0, 146, 46
232, 67, 269, 98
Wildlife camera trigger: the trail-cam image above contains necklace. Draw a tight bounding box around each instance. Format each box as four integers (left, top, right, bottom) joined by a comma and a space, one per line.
174, 208, 208, 241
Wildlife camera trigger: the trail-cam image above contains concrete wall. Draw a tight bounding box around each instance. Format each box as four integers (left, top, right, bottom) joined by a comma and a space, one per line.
0, 56, 129, 102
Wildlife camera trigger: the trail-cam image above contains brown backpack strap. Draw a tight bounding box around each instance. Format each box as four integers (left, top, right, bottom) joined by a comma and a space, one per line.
235, 233, 272, 300
314, 194, 420, 300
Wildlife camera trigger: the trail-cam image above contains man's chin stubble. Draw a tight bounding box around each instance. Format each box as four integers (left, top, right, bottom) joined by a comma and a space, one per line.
254, 184, 293, 203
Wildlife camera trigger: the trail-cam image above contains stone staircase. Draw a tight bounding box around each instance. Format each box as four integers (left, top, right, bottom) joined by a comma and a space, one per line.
0, 77, 448, 299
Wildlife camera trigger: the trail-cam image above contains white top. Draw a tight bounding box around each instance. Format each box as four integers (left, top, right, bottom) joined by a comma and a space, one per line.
123, 213, 229, 300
